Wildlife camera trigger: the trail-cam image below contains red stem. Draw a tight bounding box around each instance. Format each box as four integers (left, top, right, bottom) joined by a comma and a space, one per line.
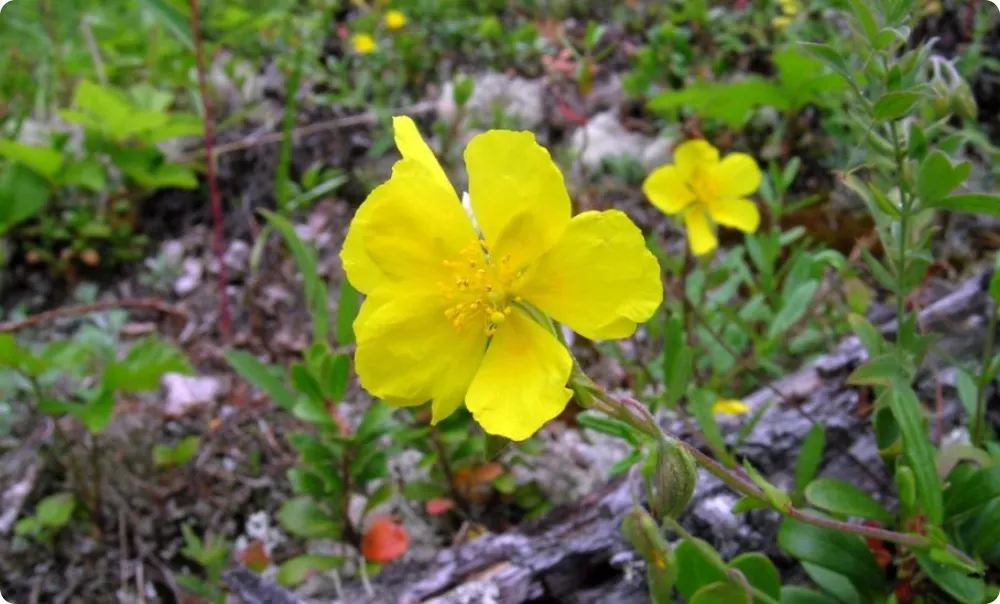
189, 0, 233, 340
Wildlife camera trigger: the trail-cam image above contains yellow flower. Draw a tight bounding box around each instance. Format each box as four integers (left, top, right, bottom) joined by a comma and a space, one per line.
779, 0, 799, 15
642, 140, 762, 256
341, 117, 663, 441
772, 15, 794, 29
352, 33, 377, 54
712, 399, 751, 416
385, 9, 407, 30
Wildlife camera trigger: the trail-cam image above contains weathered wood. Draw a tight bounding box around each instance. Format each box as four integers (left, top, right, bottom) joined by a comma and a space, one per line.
225, 270, 997, 604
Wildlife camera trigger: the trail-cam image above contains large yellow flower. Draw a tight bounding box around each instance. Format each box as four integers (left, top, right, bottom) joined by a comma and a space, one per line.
341, 117, 662, 441
643, 140, 762, 256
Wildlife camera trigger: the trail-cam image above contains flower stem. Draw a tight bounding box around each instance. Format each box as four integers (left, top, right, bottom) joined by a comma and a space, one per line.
579, 380, 978, 568
973, 290, 999, 446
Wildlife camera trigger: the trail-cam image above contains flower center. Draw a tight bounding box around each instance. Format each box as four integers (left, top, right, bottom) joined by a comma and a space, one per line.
440, 241, 523, 336
689, 170, 719, 203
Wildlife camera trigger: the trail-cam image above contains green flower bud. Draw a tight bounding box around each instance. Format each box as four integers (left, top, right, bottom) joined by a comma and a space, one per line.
950, 82, 978, 122
621, 507, 677, 603
644, 438, 699, 520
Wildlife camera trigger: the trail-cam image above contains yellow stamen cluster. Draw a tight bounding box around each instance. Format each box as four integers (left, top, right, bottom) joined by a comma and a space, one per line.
441, 242, 521, 336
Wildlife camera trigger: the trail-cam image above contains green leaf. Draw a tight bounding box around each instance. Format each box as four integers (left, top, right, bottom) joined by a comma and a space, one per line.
365, 482, 395, 513
0, 164, 50, 234
173, 436, 201, 465
153, 444, 175, 467
279, 497, 339, 539
847, 313, 883, 356
664, 345, 694, 410
62, 158, 107, 192
767, 280, 818, 338
846, 354, 903, 387
944, 466, 1000, 519
801, 563, 862, 604
804, 478, 892, 523
138, 0, 194, 50
576, 411, 642, 444
402, 481, 449, 502
927, 193, 1000, 216
336, 280, 359, 346
261, 210, 330, 345
321, 353, 351, 403
914, 551, 984, 604
778, 518, 885, 595
917, 150, 971, 204
275, 554, 343, 588
847, 0, 879, 43
649, 78, 788, 129
0, 139, 64, 179
689, 582, 746, 604
675, 538, 728, 601
356, 401, 394, 442
104, 338, 192, 393
780, 586, 841, 604
225, 349, 298, 411
36, 493, 76, 528
795, 425, 826, 493
728, 553, 781, 600
689, 390, 728, 458
873, 91, 922, 120
889, 386, 943, 523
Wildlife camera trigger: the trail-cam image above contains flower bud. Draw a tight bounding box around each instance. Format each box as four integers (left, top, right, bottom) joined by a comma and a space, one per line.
621, 507, 677, 602
644, 438, 699, 520
949, 82, 978, 122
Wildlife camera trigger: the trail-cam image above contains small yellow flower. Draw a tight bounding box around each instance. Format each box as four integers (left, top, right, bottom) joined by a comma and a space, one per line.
712, 399, 751, 416
642, 140, 762, 256
352, 33, 377, 54
342, 117, 663, 441
385, 9, 407, 30
772, 15, 794, 29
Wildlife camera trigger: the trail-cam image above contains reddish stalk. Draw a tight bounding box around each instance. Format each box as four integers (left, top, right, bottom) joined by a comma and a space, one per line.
189, 0, 233, 340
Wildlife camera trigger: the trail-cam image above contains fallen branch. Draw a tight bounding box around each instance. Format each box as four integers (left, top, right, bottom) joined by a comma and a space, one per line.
178, 100, 438, 164
0, 298, 186, 333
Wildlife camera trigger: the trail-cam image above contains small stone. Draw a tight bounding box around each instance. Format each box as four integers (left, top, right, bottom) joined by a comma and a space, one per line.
223, 240, 251, 275
438, 72, 546, 131
162, 373, 222, 418
570, 111, 673, 172
174, 258, 204, 296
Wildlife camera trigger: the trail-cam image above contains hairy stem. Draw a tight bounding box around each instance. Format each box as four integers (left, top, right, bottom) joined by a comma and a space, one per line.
582, 382, 978, 568
189, 0, 234, 341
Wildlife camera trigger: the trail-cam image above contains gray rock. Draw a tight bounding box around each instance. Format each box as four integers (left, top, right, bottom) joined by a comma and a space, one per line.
174, 257, 204, 296
438, 73, 546, 131
569, 111, 672, 172
162, 373, 222, 417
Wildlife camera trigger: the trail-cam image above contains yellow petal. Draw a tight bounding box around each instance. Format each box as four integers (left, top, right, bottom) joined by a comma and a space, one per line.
712, 399, 751, 416
464, 130, 571, 268
643, 165, 695, 215
465, 311, 573, 441
355, 285, 487, 420
705, 198, 761, 233
673, 140, 720, 180
340, 171, 478, 292
685, 206, 718, 256
392, 116, 455, 199
518, 210, 663, 340
711, 152, 762, 198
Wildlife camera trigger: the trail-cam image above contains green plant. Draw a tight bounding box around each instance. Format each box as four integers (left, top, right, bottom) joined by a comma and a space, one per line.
177, 523, 231, 604
153, 435, 201, 469
14, 492, 77, 545
0, 320, 191, 522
